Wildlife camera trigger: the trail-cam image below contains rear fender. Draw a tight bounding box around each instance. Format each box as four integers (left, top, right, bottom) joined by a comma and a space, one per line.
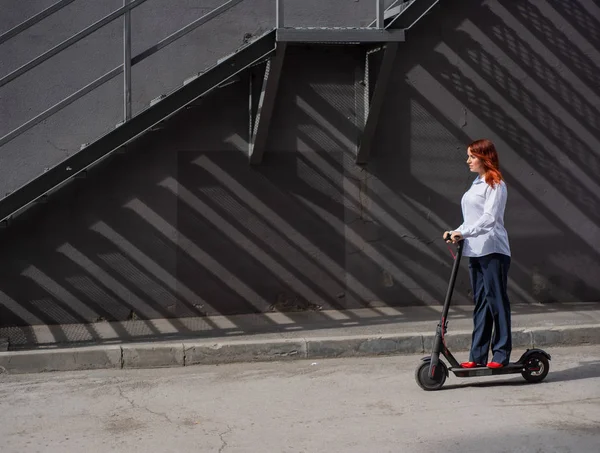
518, 348, 552, 363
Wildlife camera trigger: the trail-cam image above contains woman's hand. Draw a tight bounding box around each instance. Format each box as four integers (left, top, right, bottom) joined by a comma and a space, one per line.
450, 231, 463, 243
443, 231, 463, 243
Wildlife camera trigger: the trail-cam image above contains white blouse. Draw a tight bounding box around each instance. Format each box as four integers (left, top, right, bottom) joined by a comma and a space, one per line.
455, 176, 511, 258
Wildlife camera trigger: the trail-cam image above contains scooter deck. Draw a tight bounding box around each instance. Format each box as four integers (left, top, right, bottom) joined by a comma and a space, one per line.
449, 362, 524, 378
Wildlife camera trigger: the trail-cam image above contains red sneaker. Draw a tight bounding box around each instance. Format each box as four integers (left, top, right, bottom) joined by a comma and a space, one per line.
460, 361, 478, 368
487, 362, 504, 369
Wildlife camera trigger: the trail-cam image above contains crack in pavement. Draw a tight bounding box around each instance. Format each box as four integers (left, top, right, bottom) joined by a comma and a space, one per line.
117, 386, 135, 408
218, 424, 233, 453
143, 405, 176, 425
117, 385, 177, 426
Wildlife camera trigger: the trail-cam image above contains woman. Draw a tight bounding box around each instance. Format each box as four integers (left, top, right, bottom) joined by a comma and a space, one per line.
444, 139, 512, 369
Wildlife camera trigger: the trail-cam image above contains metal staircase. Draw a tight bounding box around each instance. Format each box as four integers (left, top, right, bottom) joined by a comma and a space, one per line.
0, 0, 440, 225
368, 0, 441, 29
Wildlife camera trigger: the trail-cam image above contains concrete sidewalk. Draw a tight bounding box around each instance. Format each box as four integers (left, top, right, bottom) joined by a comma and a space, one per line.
0, 302, 599, 374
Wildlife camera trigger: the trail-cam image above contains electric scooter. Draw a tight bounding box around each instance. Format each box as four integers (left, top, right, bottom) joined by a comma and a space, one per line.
415, 234, 551, 391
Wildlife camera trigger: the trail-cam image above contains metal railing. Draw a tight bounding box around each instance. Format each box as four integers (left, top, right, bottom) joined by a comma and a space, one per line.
275, 0, 401, 29
374, 0, 409, 28
274, 0, 394, 28
0, 0, 77, 45
0, 0, 420, 223
0, 0, 247, 147
0, 0, 405, 150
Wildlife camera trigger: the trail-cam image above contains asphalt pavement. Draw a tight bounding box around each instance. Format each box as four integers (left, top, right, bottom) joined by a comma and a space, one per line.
1, 344, 599, 452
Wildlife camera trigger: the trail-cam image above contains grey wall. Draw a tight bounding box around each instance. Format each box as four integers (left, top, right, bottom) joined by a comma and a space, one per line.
1, 0, 599, 345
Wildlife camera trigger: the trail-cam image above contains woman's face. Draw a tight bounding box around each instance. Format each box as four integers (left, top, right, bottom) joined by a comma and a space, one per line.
467, 147, 484, 175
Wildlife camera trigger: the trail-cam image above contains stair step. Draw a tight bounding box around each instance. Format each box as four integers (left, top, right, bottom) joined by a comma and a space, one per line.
184, 74, 200, 86
150, 94, 167, 106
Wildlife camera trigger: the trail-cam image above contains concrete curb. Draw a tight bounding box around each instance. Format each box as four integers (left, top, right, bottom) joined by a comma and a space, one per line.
0, 324, 599, 374
0, 346, 122, 374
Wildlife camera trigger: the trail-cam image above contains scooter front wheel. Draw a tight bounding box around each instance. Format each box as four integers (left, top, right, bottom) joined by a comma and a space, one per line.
415, 360, 447, 391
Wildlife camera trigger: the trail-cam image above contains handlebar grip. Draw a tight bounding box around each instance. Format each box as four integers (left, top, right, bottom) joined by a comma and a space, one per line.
444, 232, 465, 244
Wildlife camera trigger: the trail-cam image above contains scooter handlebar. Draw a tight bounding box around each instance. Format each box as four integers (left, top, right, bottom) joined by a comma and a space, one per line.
444, 232, 464, 249
444, 232, 461, 242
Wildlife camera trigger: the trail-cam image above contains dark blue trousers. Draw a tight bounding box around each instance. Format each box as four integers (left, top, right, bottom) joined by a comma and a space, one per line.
468, 253, 512, 365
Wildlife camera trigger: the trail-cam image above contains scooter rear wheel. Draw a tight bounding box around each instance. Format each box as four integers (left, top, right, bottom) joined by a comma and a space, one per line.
415, 361, 447, 391
521, 353, 550, 383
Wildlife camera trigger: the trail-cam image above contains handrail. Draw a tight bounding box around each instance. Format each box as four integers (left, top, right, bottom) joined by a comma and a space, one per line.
0, 0, 150, 88
367, 1, 408, 28
0, 69, 122, 148
275, 0, 389, 29
131, 0, 245, 66
0, 0, 247, 147
0, 0, 76, 45
1, 0, 404, 90
0, 0, 399, 148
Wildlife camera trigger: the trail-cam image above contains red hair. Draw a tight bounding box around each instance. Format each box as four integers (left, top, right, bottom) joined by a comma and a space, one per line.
468, 139, 503, 188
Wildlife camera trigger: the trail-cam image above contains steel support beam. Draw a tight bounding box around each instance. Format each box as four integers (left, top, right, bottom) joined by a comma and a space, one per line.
356, 42, 398, 164
276, 28, 405, 43
249, 43, 286, 164
0, 31, 276, 222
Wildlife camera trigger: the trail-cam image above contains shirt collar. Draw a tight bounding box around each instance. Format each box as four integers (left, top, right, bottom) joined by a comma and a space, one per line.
473, 175, 485, 185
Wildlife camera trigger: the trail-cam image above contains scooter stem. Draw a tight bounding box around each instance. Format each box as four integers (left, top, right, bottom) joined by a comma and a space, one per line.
441, 239, 464, 323
429, 238, 464, 378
